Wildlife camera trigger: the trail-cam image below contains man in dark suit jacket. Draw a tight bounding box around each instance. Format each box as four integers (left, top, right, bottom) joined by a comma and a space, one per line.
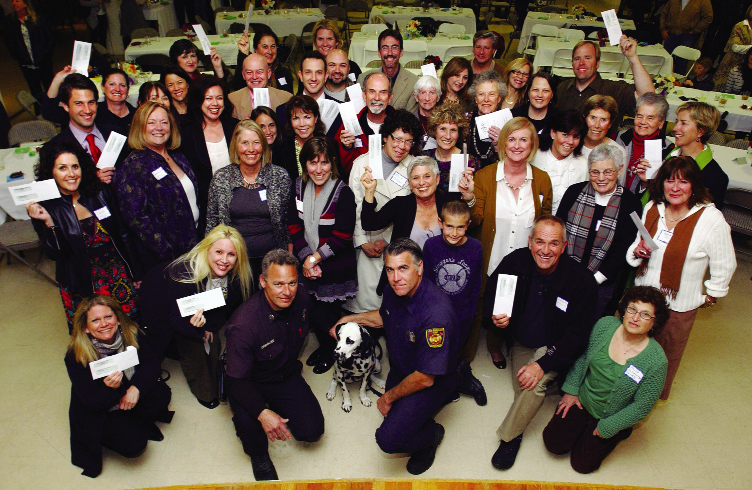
47, 73, 129, 183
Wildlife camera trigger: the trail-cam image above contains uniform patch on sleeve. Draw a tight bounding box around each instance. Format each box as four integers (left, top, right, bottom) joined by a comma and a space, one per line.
426, 328, 445, 348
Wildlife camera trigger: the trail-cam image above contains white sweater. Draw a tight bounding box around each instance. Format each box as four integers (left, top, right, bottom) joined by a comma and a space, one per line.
626, 201, 737, 312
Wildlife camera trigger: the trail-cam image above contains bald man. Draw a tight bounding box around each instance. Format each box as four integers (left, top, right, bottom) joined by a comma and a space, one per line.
229, 53, 293, 120
324, 48, 355, 102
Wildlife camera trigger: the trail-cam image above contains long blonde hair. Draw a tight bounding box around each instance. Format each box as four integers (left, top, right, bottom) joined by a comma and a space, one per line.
69, 295, 141, 366
169, 224, 253, 299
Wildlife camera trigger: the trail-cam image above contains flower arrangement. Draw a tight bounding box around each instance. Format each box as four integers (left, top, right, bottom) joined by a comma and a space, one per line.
571, 4, 586, 16
261, 0, 274, 14
404, 20, 421, 38
654, 75, 678, 96
423, 55, 442, 70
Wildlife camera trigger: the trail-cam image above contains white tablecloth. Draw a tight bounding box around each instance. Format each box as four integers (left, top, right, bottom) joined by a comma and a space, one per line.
370, 6, 476, 35
665, 89, 752, 133
215, 8, 324, 37
142, 1, 179, 37
124, 35, 242, 66
709, 144, 752, 191
348, 32, 473, 68
533, 39, 673, 76
0, 147, 40, 222
519, 11, 635, 53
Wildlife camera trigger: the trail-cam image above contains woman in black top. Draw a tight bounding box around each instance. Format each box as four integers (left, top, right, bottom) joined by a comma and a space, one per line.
160, 65, 192, 126
276, 95, 327, 179
3, 0, 53, 95
234, 29, 295, 93
511, 71, 557, 135
96, 68, 136, 133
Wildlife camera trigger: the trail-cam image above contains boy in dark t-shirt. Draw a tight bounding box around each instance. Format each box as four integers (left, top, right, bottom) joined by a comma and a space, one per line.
423, 200, 486, 405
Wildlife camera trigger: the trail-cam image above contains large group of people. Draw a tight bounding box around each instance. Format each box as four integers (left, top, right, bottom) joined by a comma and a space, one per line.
9, 4, 743, 484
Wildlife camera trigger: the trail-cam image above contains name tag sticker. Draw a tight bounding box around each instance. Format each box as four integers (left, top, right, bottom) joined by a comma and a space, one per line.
389, 172, 408, 188
296, 199, 304, 212
354, 138, 363, 148
625, 364, 643, 383
556, 297, 568, 312
595, 219, 602, 231
656, 229, 673, 245
259, 189, 267, 201
93, 206, 111, 220
152, 167, 168, 180
277, 77, 287, 86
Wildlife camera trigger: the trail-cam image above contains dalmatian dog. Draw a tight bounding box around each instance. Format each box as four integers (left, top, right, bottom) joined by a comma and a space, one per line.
326, 322, 386, 412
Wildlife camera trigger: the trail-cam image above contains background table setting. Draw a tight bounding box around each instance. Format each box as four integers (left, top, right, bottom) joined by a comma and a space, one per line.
519, 11, 635, 53
348, 31, 473, 68
124, 34, 243, 66
215, 7, 324, 37
663, 87, 752, 133
142, 0, 179, 37
370, 6, 476, 35
0, 146, 41, 223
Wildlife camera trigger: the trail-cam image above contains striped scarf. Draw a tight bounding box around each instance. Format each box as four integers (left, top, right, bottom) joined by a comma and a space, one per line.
565, 183, 623, 273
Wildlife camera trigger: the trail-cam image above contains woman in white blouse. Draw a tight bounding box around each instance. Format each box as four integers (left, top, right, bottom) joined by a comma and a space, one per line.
180, 76, 240, 236
627, 156, 736, 400
532, 110, 589, 214
460, 117, 553, 369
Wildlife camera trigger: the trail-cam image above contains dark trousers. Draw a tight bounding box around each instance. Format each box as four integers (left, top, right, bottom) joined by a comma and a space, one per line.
310, 296, 344, 354
100, 380, 172, 457
19, 59, 54, 96
542, 404, 632, 474
375, 369, 460, 455
90, 15, 109, 46
174, 332, 221, 402
228, 367, 324, 457
514, 0, 529, 32
664, 32, 698, 74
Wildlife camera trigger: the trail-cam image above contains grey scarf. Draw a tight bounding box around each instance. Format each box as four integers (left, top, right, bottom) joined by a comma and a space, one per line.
303, 177, 337, 253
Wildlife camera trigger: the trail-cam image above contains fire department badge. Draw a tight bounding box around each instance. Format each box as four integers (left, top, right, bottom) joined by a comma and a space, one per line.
426, 328, 445, 348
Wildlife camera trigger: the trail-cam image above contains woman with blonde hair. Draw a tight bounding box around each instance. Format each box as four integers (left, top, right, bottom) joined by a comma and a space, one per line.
500, 58, 533, 110
115, 101, 199, 272
66, 295, 172, 478
459, 117, 553, 369
139, 224, 252, 409
206, 120, 292, 277
310, 18, 362, 79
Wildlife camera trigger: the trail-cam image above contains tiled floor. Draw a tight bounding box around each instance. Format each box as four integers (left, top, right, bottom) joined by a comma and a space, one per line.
0, 248, 750, 489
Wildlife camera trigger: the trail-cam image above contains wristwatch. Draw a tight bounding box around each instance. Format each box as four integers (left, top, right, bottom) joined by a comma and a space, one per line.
309, 256, 316, 265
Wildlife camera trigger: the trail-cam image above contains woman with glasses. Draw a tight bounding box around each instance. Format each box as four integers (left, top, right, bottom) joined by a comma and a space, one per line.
500, 58, 533, 110
627, 156, 736, 400
556, 144, 641, 317
542, 286, 669, 474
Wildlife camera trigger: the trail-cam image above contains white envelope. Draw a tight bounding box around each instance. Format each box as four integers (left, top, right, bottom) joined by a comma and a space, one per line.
192, 23, 212, 55
643, 139, 663, 179
421, 64, 438, 79
89, 346, 140, 380
71, 41, 91, 75
422, 136, 438, 151
600, 9, 623, 46
346, 84, 366, 113
318, 98, 340, 133
253, 87, 270, 108
368, 134, 383, 180
629, 211, 660, 251
9, 179, 61, 206
448, 154, 466, 192
176, 288, 226, 317
97, 132, 127, 169
339, 101, 363, 136
244, 4, 253, 33
493, 274, 517, 316
475, 109, 513, 140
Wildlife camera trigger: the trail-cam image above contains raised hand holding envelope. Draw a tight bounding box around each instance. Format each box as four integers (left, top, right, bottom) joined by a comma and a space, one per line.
9, 179, 61, 206
600, 9, 623, 46
339, 101, 363, 136
368, 134, 384, 179
192, 24, 212, 55
71, 41, 91, 74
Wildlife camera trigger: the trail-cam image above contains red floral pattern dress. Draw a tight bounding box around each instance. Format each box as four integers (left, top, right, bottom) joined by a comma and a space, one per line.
59, 216, 138, 328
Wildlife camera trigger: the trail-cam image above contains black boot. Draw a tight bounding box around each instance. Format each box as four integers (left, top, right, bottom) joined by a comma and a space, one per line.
457, 359, 487, 406
250, 453, 279, 481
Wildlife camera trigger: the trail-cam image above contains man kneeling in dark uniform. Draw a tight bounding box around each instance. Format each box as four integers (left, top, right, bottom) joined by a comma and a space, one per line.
335, 238, 461, 475
225, 249, 325, 481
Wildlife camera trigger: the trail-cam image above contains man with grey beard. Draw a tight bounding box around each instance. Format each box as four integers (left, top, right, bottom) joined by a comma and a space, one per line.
333, 71, 396, 179
324, 49, 355, 102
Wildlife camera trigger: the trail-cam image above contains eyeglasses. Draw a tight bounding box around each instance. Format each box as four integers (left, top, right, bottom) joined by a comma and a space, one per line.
390, 135, 414, 147
626, 305, 655, 321
510, 70, 530, 78
589, 169, 615, 178
380, 44, 401, 53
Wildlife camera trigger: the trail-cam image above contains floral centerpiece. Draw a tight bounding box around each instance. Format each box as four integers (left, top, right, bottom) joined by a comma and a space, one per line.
423, 55, 442, 70
571, 4, 586, 16
404, 20, 421, 39
261, 0, 274, 15
654, 75, 678, 96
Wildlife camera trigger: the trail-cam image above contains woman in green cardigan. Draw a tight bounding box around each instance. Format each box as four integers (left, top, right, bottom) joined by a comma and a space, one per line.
542, 285, 669, 473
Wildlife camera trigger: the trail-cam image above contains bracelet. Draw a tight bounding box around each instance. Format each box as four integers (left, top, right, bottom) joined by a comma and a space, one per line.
465, 197, 476, 207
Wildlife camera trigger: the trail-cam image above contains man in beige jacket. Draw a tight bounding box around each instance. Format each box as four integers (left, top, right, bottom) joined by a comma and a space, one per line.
660, 0, 713, 73
229, 53, 292, 120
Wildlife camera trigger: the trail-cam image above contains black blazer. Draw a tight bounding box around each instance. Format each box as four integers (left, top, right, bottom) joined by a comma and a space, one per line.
361, 191, 448, 294
48, 123, 131, 169
3, 13, 53, 67
178, 116, 239, 235
274, 134, 336, 181
95, 101, 136, 134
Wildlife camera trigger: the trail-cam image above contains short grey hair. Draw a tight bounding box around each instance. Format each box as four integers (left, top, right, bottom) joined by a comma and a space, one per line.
407, 156, 439, 179
413, 75, 442, 97
588, 143, 624, 171
467, 69, 506, 99
261, 249, 299, 278
636, 92, 669, 121
363, 71, 393, 96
